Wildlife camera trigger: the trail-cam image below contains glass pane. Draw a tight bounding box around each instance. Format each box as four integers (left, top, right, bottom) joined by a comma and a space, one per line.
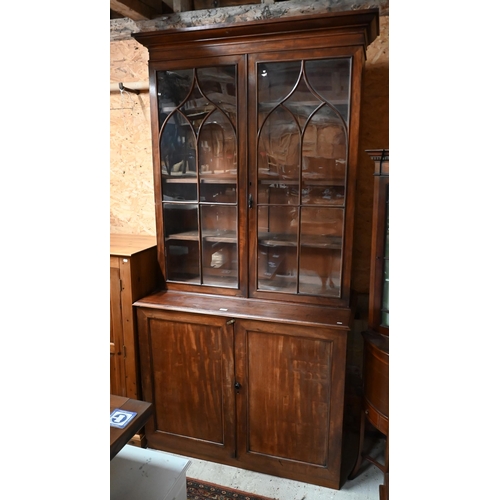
384, 198, 389, 258
166, 241, 200, 283
164, 203, 200, 283
201, 205, 238, 287
181, 85, 215, 131
302, 104, 347, 208
197, 66, 237, 126
381, 198, 389, 326
200, 204, 237, 241
157, 69, 193, 127
305, 58, 351, 122
299, 207, 343, 296
301, 184, 344, 206
258, 181, 299, 206
299, 246, 341, 297
162, 177, 197, 203
381, 258, 389, 327
258, 106, 300, 181
257, 61, 301, 120
164, 203, 199, 239
300, 206, 343, 241
199, 110, 236, 175
160, 112, 197, 178
283, 76, 322, 129
257, 206, 298, 292
200, 182, 236, 204
303, 106, 347, 164
381, 310, 389, 327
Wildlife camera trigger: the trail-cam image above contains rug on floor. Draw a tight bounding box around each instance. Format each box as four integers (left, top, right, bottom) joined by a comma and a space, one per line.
187, 478, 277, 500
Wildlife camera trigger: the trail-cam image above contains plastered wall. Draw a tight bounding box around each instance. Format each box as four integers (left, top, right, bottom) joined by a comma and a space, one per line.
110, 40, 154, 234
109, 14, 389, 294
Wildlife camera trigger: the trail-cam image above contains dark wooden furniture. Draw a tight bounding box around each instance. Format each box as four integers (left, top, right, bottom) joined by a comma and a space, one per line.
110, 395, 153, 460
349, 149, 389, 499
110, 234, 159, 399
366, 149, 389, 337
132, 10, 379, 490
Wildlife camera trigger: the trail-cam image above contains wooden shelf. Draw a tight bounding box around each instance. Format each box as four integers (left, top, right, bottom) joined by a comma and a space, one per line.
258, 233, 342, 249
166, 230, 237, 243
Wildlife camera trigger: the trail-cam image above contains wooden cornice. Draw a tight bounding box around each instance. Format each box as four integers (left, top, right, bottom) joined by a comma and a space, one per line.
133, 8, 380, 52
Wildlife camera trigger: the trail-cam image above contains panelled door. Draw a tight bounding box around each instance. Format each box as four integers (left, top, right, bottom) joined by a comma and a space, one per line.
234, 318, 348, 488
136, 307, 237, 461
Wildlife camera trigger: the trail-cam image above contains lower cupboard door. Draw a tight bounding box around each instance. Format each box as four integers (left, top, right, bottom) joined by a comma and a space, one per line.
136, 308, 236, 461
234, 319, 347, 489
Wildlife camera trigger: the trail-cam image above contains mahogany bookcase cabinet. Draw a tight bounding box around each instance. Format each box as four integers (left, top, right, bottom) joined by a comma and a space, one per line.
132, 9, 380, 490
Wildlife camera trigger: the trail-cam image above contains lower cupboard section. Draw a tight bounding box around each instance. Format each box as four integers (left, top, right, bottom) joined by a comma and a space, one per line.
135, 304, 351, 489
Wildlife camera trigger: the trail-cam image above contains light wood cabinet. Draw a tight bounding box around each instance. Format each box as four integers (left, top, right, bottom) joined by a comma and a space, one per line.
132, 9, 380, 489
110, 234, 160, 398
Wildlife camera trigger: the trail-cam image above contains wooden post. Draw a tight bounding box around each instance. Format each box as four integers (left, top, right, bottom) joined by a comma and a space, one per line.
173, 0, 194, 12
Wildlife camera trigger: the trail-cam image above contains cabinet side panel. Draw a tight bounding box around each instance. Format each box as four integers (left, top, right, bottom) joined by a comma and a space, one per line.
119, 247, 160, 398
129, 247, 161, 302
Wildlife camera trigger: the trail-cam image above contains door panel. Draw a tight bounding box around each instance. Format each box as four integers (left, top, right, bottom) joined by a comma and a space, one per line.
150, 318, 225, 442
235, 319, 347, 488
137, 308, 236, 461
246, 330, 331, 465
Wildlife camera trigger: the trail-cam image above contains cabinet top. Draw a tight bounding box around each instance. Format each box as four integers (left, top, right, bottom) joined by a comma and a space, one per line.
134, 290, 353, 330
110, 234, 157, 256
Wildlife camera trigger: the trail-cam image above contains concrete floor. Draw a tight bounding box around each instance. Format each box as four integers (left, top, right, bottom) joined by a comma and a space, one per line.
173, 436, 386, 500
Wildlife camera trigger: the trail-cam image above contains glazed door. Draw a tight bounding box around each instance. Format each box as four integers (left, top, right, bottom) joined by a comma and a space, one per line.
152, 55, 247, 296
136, 308, 236, 461
248, 48, 362, 305
234, 319, 348, 489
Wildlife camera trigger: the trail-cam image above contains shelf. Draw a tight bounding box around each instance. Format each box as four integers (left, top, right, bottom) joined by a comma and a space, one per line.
303, 235, 342, 248
166, 230, 237, 243
203, 229, 237, 243
166, 231, 199, 241
258, 178, 344, 186
162, 176, 197, 183
259, 101, 349, 114
162, 173, 237, 184
203, 268, 238, 278
200, 174, 237, 183
258, 233, 342, 249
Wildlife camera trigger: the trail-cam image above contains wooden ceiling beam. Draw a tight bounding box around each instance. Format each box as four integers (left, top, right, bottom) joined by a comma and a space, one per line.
110, 0, 163, 20
162, 0, 192, 13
